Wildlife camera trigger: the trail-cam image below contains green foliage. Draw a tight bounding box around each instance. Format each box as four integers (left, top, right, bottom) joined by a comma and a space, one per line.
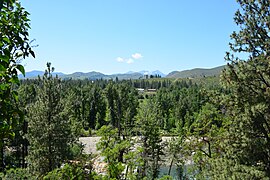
4, 0, 267, 179
4, 64, 227, 179
123, 146, 144, 179
0, 168, 33, 180
165, 136, 185, 177
158, 175, 173, 180
136, 100, 164, 179
205, 158, 268, 180
74, 84, 106, 130
216, 0, 270, 178
27, 63, 76, 176
44, 164, 84, 180
183, 103, 227, 178
14, 72, 221, 178
43, 163, 98, 180
167, 65, 224, 78
189, 103, 224, 156
0, 0, 35, 171
105, 82, 139, 133
96, 125, 129, 179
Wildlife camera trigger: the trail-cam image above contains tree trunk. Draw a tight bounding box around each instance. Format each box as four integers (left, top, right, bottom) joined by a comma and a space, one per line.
118, 149, 124, 163
0, 139, 4, 172
22, 120, 28, 168
168, 158, 174, 176
124, 165, 129, 180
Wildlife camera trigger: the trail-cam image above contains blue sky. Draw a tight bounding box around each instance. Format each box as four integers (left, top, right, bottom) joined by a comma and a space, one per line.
21, 0, 239, 74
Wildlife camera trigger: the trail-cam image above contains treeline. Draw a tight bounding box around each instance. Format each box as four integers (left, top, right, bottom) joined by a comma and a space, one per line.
1, 62, 222, 179
49, 76, 193, 90
19, 74, 212, 133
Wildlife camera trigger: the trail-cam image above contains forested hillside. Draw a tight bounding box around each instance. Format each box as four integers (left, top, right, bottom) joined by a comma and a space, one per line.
1, 0, 270, 179
166, 65, 225, 79
19, 70, 163, 80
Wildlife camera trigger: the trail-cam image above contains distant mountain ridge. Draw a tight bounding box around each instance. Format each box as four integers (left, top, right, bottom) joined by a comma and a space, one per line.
19, 65, 226, 80
166, 65, 225, 78
19, 71, 145, 80
63, 71, 105, 80
18, 70, 65, 79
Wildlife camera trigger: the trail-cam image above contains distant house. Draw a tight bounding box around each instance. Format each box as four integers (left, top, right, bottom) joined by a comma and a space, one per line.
147, 89, 156, 93
137, 88, 145, 94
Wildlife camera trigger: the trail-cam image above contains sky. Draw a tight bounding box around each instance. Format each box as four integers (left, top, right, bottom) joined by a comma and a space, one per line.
21, 0, 239, 75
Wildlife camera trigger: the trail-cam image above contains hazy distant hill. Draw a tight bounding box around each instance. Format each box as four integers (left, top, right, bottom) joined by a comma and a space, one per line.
109, 72, 143, 80
20, 66, 225, 80
20, 70, 156, 80
19, 70, 65, 79
166, 65, 225, 78
62, 71, 106, 80
62, 71, 143, 80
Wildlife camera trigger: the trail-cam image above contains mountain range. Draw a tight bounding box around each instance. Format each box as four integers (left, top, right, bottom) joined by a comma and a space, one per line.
166, 65, 225, 78
18, 70, 165, 80
19, 65, 226, 80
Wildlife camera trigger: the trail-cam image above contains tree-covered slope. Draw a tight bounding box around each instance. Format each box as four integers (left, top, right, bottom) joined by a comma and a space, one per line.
166, 65, 225, 78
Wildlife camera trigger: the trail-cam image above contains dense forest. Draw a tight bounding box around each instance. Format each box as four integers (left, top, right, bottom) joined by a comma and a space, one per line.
1, 0, 270, 179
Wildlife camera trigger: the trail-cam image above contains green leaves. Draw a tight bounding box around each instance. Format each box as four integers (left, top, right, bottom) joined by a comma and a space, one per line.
2, 37, 10, 44
0, 63, 5, 72
0, 54, 9, 63
0, 0, 35, 172
29, 48, 35, 58
16, 64, 25, 76
97, 125, 128, 179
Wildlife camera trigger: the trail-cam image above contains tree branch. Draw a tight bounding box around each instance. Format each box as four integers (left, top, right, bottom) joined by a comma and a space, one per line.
0, 0, 3, 12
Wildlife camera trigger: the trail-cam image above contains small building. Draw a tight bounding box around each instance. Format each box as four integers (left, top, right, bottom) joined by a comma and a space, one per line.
137, 88, 145, 94
147, 89, 156, 93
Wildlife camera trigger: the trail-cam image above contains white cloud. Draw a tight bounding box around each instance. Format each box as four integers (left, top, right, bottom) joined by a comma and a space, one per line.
116, 53, 143, 64
127, 59, 134, 64
116, 57, 124, 62
132, 53, 143, 59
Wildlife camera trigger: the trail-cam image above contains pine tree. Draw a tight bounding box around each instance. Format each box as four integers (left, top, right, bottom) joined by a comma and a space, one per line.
27, 63, 75, 176
96, 125, 129, 179
136, 100, 164, 179
219, 0, 270, 177
105, 82, 138, 138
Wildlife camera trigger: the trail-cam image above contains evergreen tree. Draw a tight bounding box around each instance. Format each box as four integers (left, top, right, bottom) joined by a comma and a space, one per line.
74, 84, 106, 131
87, 84, 106, 130
105, 82, 118, 128
136, 100, 164, 179
187, 103, 225, 178
27, 63, 75, 176
218, 0, 270, 177
96, 125, 129, 179
105, 82, 138, 137
104, 82, 139, 165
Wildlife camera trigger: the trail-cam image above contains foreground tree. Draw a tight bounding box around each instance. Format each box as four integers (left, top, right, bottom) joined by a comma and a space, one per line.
96, 125, 130, 179
27, 63, 75, 176
0, 0, 35, 171
219, 0, 270, 178
136, 100, 164, 179
188, 103, 225, 178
